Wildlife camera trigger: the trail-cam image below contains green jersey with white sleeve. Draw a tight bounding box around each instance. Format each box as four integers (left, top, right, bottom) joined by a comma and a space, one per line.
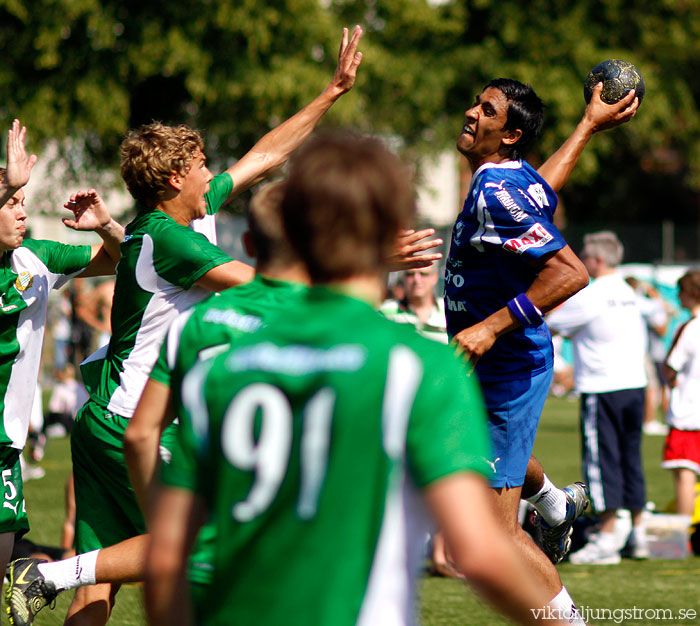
168, 287, 491, 626
0, 240, 91, 448
152, 274, 308, 585
81, 173, 234, 418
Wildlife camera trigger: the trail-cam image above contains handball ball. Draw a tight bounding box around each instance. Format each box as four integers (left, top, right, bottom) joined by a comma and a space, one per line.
583, 59, 645, 105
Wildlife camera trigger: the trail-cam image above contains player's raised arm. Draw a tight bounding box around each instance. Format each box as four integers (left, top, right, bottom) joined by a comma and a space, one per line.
62, 189, 125, 277
224, 25, 363, 195
1, 119, 37, 208
538, 83, 638, 193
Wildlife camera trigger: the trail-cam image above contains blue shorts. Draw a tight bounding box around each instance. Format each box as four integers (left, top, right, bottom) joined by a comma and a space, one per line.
480, 368, 552, 488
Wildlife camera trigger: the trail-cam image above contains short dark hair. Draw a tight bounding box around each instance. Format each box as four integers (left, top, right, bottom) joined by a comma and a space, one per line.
247, 181, 297, 269
485, 78, 544, 160
282, 133, 414, 284
678, 270, 700, 302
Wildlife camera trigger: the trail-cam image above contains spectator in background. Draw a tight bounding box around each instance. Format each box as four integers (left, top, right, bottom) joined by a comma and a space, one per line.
662, 270, 700, 517
50, 290, 73, 372
46, 363, 88, 438
68, 278, 96, 368
380, 264, 447, 344
547, 231, 649, 564
625, 276, 671, 436
90, 278, 116, 349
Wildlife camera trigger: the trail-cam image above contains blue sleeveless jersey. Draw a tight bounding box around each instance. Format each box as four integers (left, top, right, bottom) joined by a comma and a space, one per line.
444, 160, 567, 381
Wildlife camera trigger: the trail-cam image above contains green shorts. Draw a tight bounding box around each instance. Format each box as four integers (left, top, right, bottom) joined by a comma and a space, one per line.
72, 400, 177, 553
0, 447, 30, 536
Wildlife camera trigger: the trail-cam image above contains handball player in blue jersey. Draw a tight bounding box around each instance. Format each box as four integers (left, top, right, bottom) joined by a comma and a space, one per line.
445, 78, 638, 617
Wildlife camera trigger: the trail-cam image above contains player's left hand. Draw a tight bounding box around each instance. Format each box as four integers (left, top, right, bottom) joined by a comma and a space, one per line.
584, 82, 639, 133
62, 189, 112, 231
451, 322, 497, 366
327, 25, 363, 95
388, 228, 443, 271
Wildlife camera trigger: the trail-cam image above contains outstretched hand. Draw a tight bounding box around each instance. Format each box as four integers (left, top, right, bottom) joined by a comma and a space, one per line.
583, 82, 639, 133
62, 189, 112, 232
5, 119, 38, 190
328, 25, 364, 95
388, 228, 443, 271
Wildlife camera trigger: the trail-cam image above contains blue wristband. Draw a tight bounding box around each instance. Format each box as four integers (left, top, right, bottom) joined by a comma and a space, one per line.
507, 294, 543, 327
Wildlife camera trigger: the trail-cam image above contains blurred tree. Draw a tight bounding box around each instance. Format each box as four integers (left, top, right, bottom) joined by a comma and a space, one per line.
2, 0, 700, 239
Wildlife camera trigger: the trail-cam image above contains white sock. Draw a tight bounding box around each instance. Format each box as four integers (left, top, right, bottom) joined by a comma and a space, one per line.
526, 474, 568, 526
631, 525, 646, 545
37, 550, 99, 591
549, 586, 586, 625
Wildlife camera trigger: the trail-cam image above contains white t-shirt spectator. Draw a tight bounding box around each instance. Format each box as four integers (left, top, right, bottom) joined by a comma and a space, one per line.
665, 316, 700, 430
546, 273, 648, 393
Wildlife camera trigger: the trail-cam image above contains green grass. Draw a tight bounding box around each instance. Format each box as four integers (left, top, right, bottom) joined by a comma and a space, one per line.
420, 396, 700, 626
2, 438, 145, 626
5, 397, 699, 625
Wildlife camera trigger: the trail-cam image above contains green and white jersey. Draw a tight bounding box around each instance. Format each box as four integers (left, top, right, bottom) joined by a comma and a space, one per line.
81, 173, 234, 418
189, 175, 226, 244
379, 298, 448, 344
0, 240, 91, 448
167, 288, 491, 626
152, 274, 307, 584
151, 274, 307, 393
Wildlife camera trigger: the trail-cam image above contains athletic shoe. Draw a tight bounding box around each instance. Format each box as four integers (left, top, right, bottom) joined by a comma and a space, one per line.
569, 536, 621, 565
623, 532, 650, 560
536, 482, 590, 564
5, 558, 58, 626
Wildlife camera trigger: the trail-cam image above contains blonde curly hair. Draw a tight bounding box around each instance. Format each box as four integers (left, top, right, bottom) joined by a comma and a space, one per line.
120, 122, 204, 208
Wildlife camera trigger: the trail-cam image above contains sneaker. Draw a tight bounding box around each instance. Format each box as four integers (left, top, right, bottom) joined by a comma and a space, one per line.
536, 482, 590, 564
5, 558, 58, 626
643, 421, 669, 436
623, 532, 650, 560
569, 537, 621, 565
20, 465, 45, 482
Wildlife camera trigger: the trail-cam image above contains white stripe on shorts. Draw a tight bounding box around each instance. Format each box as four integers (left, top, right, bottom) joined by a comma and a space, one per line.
582, 394, 606, 511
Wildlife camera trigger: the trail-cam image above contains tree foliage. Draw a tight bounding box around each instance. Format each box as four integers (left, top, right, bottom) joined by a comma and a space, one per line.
2, 0, 700, 229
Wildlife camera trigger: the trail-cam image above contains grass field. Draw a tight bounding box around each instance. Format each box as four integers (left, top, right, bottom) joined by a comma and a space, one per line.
5, 396, 699, 625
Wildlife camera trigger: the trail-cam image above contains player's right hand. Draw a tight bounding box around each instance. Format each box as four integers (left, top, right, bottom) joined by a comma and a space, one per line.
5, 119, 38, 190
584, 83, 638, 133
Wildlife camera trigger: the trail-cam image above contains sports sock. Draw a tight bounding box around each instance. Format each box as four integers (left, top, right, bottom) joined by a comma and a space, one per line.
631, 524, 646, 544
549, 586, 586, 625
37, 549, 99, 591
525, 474, 568, 526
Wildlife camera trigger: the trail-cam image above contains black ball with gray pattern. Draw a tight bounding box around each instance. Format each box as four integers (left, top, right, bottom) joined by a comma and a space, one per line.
584, 59, 645, 105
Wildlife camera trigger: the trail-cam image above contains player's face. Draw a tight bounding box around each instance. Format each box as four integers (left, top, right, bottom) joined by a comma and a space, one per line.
180, 149, 213, 220
457, 87, 513, 162
0, 188, 27, 252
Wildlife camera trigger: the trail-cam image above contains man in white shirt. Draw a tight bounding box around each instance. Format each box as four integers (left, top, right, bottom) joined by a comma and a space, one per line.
547, 231, 648, 564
